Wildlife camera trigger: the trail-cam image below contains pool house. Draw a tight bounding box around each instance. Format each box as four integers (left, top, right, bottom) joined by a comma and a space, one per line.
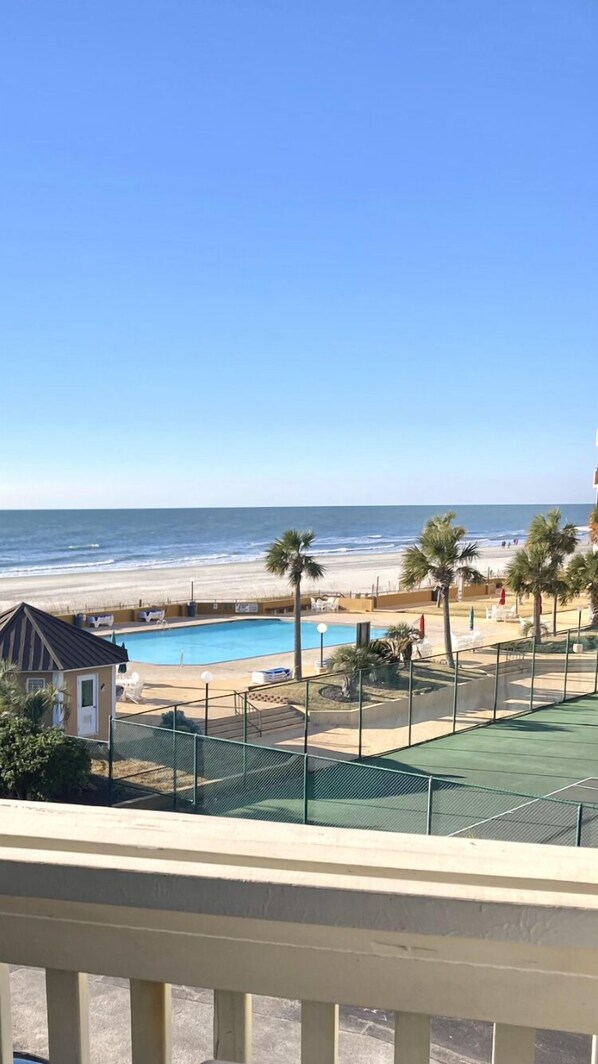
0, 601, 128, 740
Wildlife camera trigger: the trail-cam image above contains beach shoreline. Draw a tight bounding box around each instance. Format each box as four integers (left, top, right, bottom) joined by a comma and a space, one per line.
0, 542, 523, 613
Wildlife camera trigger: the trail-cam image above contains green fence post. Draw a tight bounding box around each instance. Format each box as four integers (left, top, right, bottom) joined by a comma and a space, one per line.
594, 642, 598, 695
172, 711, 177, 811
243, 691, 248, 744
528, 637, 537, 714
304, 680, 310, 755
452, 652, 459, 733
303, 755, 309, 825
407, 660, 413, 746
108, 716, 114, 805
576, 803, 584, 847
426, 776, 434, 835
358, 671, 364, 760
192, 732, 198, 813
563, 630, 570, 701
492, 644, 500, 721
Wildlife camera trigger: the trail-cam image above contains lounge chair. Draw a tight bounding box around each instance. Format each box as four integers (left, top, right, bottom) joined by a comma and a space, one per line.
138, 608, 165, 624
452, 630, 483, 651
87, 613, 114, 629
251, 667, 292, 684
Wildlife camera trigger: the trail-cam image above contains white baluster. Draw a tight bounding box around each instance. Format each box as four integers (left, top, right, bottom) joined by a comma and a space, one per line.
301, 1000, 338, 1064
394, 1011, 430, 1063
0, 964, 12, 1064
45, 969, 90, 1064
130, 979, 171, 1064
213, 990, 252, 1063
492, 1023, 535, 1064
591, 1034, 598, 1064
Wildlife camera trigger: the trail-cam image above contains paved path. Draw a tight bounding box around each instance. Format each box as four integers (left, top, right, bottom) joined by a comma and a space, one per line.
8, 966, 593, 1064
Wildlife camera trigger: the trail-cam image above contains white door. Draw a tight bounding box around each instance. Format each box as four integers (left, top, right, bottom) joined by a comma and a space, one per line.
77, 674, 98, 736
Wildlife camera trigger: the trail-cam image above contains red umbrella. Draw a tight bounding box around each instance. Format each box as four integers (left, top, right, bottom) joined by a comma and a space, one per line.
418, 613, 425, 639
499, 587, 506, 606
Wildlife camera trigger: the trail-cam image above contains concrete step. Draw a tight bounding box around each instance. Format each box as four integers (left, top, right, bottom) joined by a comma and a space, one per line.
207, 706, 304, 740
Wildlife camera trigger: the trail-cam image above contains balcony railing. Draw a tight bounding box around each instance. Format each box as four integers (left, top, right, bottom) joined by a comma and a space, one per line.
1, 800, 598, 1063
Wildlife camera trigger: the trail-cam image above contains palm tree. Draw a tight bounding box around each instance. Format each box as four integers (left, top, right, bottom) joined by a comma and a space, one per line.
370, 623, 421, 665
401, 512, 483, 667
506, 544, 562, 643
0, 661, 21, 714
527, 509, 578, 634
567, 551, 598, 628
589, 506, 598, 547
265, 529, 325, 680
329, 644, 382, 699
0, 661, 65, 725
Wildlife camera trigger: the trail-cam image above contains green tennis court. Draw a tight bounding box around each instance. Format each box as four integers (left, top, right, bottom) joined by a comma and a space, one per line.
369, 693, 598, 795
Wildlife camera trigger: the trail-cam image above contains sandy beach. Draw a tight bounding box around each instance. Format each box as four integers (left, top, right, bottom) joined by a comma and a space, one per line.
0, 543, 521, 613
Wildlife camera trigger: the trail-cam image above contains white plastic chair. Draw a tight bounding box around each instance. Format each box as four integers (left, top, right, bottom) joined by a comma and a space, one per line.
121, 671, 144, 702
125, 678, 144, 703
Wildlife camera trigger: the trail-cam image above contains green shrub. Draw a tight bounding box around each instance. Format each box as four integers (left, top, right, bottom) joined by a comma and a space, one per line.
0, 714, 91, 802
160, 709, 202, 734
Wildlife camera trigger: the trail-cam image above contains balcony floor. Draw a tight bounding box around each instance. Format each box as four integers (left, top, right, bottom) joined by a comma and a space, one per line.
8, 965, 592, 1064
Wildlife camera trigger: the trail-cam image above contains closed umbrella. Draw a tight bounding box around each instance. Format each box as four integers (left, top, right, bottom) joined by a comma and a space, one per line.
469, 607, 475, 630
111, 631, 117, 644
418, 613, 425, 639
499, 587, 506, 606
118, 642, 128, 673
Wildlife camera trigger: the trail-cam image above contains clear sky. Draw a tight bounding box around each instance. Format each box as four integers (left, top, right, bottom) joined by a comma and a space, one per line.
1, 1, 596, 508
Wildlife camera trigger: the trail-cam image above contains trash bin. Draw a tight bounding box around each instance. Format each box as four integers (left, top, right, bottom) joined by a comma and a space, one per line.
74, 613, 86, 628
188, 601, 197, 618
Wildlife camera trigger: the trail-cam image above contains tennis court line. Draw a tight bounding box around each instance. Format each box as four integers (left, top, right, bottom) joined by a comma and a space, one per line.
448, 777, 596, 837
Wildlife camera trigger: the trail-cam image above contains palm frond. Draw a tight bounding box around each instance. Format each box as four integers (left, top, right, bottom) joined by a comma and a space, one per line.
401, 545, 434, 589
264, 528, 325, 586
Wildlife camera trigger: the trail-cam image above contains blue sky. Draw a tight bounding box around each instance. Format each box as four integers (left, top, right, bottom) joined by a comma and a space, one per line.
1, 1, 596, 507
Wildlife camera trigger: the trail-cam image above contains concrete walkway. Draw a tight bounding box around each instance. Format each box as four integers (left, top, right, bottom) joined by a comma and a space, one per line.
9, 966, 591, 1063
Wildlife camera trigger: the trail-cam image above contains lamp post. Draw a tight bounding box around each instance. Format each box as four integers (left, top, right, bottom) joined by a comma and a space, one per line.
317, 623, 328, 668
200, 670, 213, 735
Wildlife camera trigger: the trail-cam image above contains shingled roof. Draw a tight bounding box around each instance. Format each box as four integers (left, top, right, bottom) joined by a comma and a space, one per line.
0, 602, 129, 672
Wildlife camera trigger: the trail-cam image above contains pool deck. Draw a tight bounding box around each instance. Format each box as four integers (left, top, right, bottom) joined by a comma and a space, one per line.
113, 600, 544, 724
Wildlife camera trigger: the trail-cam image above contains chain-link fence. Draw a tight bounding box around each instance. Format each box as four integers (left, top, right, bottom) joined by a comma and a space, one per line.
109, 717, 598, 848
113, 626, 598, 767
238, 625, 598, 758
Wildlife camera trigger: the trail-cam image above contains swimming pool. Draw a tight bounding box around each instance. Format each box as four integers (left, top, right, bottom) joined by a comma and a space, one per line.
118, 619, 384, 666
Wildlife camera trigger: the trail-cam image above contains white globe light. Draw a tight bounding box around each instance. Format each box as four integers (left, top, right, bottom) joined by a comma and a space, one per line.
200, 670, 213, 683
317, 623, 328, 635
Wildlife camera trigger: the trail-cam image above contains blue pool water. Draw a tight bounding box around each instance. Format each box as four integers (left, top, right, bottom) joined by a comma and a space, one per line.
118, 619, 384, 666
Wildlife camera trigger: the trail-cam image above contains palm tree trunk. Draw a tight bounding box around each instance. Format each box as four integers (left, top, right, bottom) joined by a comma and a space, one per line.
590, 589, 598, 629
552, 594, 558, 636
442, 586, 454, 668
293, 581, 303, 680
533, 592, 543, 643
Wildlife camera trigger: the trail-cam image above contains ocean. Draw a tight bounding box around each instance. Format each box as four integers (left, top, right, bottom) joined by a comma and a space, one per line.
0, 505, 591, 579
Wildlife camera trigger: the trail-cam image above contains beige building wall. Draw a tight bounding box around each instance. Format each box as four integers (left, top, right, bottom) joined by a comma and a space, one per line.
19, 664, 115, 740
